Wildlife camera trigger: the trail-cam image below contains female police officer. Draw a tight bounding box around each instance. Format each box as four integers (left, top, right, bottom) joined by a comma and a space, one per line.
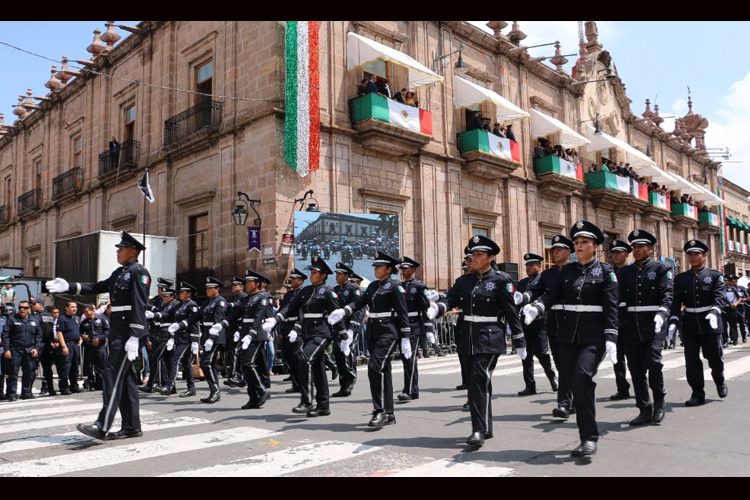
522, 220, 618, 457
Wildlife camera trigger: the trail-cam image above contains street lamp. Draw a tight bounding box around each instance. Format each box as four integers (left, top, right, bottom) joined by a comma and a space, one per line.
433, 42, 468, 76
294, 189, 320, 212
232, 191, 261, 226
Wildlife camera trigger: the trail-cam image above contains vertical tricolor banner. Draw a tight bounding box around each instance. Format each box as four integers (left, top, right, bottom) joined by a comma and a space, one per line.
285, 21, 320, 177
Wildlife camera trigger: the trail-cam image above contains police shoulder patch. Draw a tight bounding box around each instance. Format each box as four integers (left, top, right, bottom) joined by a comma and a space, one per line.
192, 306, 198, 312
331, 291, 338, 299
219, 301, 225, 308
609, 272, 618, 283
666, 271, 673, 280
29, 321, 36, 327
718, 275, 725, 284
505, 283, 514, 293
397, 285, 406, 293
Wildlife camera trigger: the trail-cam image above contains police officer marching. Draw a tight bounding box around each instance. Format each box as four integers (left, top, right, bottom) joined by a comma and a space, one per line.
609, 239, 633, 401
143, 287, 179, 394
523, 220, 619, 457
669, 239, 728, 407
157, 282, 201, 397
276, 270, 306, 394
224, 276, 250, 388
618, 229, 673, 426
722, 274, 746, 347
238, 270, 274, 410
1, 300, 43, 400
46, 231, 151, 440
435, 236, 526, 448
331, 262, 361, 398
198, 277, 228, 403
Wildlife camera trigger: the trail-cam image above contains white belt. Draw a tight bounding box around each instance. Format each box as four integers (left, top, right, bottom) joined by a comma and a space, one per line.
350, 321, 361, 326
463, 315, 497, 323
408, 312, 420, 317
285, 316, 298, 322
202, 322, 214, 326
685, 306, 713, 313
618, 302, 626, 308
303, 313, 324, 319
550, 305, 603, 312
626, 306, 662, 312
369, 312, 393, 319
111, 305, 132, 312
242, 318, 254, 323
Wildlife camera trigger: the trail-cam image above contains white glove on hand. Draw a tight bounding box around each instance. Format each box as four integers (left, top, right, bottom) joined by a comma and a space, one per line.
241, 335, 251, 350
328, 308, 346, 325
288, 331, 298, 343
426, 302, 439, 320
124, 336, 140, 361
204, 339, 214, 352
521, 304, 539, 325
516, 347, 527, 361
209, 324, 222, 336
262, 317, 277, 333
233, 331, 240, 343
426, 331, 436, 345
339, 339, 351, 356
513, 291, 524, 306
166, 338, 174, 351
401, 338, 412, 360
168, 323, 180, 334
606, 340, 618, 366
706, 312, 719, 330
667, 324, 677, 342
425, 289, 440, 302
145, 310, 155, 320
45, 277, 70, 294
191, 342, 199, 355
653, 315, 664, 333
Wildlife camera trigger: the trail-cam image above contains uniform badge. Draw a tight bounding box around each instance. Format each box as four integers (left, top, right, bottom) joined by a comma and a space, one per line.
472, 236, 480, 244
219, 301, 225, 308
647, 271, 656, 281
485, 282, 496, 291
331, 291, 338, 299
123, 272, 131, 281
410, 287, 417, 295
703, 276, 712, 285
95, 319, 101, 324
140, 275, 150, 286
318, 287, 326, 295
505, 283, 514, 293
553, 236, 560, 242
690, 240, 696, 246
383, 282, 392, 290
591, 267, 602, 277
343, 290, 350, 297
633, 229, 640, 236
576, 221, 584, 229
313, 256, 319, 262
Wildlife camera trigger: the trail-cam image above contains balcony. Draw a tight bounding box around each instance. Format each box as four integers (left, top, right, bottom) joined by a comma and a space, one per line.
642, 190, 672, 221
585, 171, 646, 212
533, 155, 584, 197
164, 100, 223, 150
350, 93, 432, 157
670, 202, 698, 228
17, 189, 42, 218
698, 211, 721, 234
98, 140, 140, 178
457, 129, 521, 180
727, 240, 749, 260
52, 167, 84, 201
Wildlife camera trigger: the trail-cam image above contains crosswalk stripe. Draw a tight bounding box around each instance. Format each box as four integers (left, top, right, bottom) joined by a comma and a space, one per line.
0, 426, 279, 477
0, 403, 105, 422
0, 410, 157, 437
0, 397, 84, 410
389, 458, 514, 477
0, 416, 210, 455
161, 439, 380, 477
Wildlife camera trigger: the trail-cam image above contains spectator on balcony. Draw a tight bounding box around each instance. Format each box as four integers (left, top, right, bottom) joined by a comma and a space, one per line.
601, 161, 610, 172
534, 138, 553, 159
505, 124, 516, 141
404, 92, 417, 107
109, 137, 121, 169
481, 117, 492, 132
492, 122, 504, 137
590, 163, 599, 173
468, 111, 482, 131
365, 74, 379, 95
357, 79, 368, 97
378, 77, 392, 99
670, 191, 680, 205
393, 88, 406, 103
552, 144, 563, 157
680, 193, 690, 204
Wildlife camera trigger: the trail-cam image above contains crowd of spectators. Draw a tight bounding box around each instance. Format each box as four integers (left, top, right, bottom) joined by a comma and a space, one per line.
466, 111, 516, 140
533, 137, 579, 164
357, 75, 420, 108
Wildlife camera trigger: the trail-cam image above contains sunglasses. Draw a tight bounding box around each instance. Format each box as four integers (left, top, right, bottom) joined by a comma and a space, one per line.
18, 306, 30, 310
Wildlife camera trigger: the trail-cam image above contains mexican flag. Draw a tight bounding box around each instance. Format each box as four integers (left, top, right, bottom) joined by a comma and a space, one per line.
386, 99, 432, 135
614, 175, 631, 194
284, 21, 320, 177
487, 133, 521, 162
558, 158, 579, 179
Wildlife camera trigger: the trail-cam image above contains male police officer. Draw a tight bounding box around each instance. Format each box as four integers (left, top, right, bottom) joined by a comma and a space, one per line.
618, 230, 673, 425
332, 262, 360, 397
723, 275, 745, 346
47, 231, 151, 440
238, 270, 274, 409
278, 269, 307, 394
143, 288, 180, 394
396, 256, 431, 402
224, 276, 250, 387
609, 239, 632, 401
32, 301, 56, 396
199, 277, 228, 403
1, 300, 42, 400
158, 282, 201, 397
669, 239, 728, 406
80, 304, 110, 391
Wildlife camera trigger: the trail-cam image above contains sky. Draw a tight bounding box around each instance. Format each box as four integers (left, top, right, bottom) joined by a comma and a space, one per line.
1, 21, 748, 190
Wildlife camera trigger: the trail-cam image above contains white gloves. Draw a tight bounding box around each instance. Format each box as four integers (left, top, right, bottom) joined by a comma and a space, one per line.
45, 277, 70, 294
124, 336, 140, 361
145, 310, 155, 319
262, 317, 277, 333
516, 347, 527, 360
513, 291, 524, 306
209, 324, 222, 336
706, 312, 719, 330
653, 315, 664, 333
426, 302, 439, 320
339, 339, 351, 356
328, 308, 346, 325
191, 342, 199, 355
401, 338, 412, 360
288, 331, 298, 343
241, 335, 252, 350
605, 340, 618, 366
168, 323, 180, 334
166, 338, 174, 351
233, 331, 240, 343
521, 304, 539, 325
425, 289, 440, 302
204, 339, 214, 352
667, 324, 677, 342
426, 331, 436, 345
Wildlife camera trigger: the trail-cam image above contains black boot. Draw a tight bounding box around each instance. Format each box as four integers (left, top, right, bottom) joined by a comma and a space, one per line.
652, 396, 666, 424
517, 384, 536, 396
629, 407, 653, 426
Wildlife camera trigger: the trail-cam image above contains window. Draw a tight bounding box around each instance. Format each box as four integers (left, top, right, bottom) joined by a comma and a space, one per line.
195, 61, 213, 128
4, 176, 11, 213
124, 105, 136, 142
361, 226, 368, 236
470, 226, 489, 238
329, 222, 336, 234
72, 135, 82, 169
33, 157, 42, 192
543, 237, 555, 270
189, 213, 209, 269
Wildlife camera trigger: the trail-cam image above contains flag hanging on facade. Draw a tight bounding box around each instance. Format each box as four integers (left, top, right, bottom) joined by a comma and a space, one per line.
284, 21, 320, 177
139, 169, 155, 203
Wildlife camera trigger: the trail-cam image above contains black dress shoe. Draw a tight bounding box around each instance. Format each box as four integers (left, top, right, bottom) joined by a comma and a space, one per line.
652, 400, 666, 424
200, 391, 221, 404
7, 395, 19, 402
20, 393, 36, 400
60, 389, 71, 396
171, 386, 178, 394
331, 389, 351, 397
484, 432, 493, 439
552, 406, 570, 419
609, 391, 631, 401
285, 387, 301, 394
77, 423, 107, 440
685, 395, 706, 407
179, 389, 196, 398
330, 367, 338, 380
223, 379, 238, 387
466, 431, 485, 447
717, 383, 728, 398
307, 406, 331, 417
256, 391, 270, 408
517, 386, 537, 396
107, 429, 143, 440
139, 386, 153, 393
292, 403, 312, 414
368, 412, 394, 428
397, 393, 412, 401
154, 386, 171, 396
456, 384, 468, 391
462, 402, 470, 411
629, 409, 653, 426
70, 387, 81, 394
47, 390, 57, 397
570, 440, 597, 457
550, 377, 559, 393
569, 406, 577, 414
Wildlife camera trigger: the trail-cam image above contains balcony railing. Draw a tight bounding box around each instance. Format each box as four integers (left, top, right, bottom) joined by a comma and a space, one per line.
534, 155, 583, 181
98, 140, 140, 177
585, 171, 635, 194
52, 167, 84, 200
670, 202, 697, 220
164, 100, 223, 147
351, 93, 432, 136
0, 205, 7, 225
648, 191, 671, 211
699, 211, 719, 227
17, 189, 41, 216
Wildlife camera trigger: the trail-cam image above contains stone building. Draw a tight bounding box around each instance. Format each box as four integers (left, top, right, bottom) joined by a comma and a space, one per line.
0, 21, 733, 289
722, 178, 750, 276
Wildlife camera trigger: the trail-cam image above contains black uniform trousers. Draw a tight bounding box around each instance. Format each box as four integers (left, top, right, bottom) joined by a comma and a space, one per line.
165, 341, 194, 391
222, 333, 238, 379
613, 332, 630, 395
145, 339, 169, 389
468, 353, 500, 435
521, 327, 556, 389
368, 335, 398, 414
557, 341, 605, 442
548, 337, 573, 409
400, 327, 421, 398
332, 335, 357, 393
5, 349, 38, 397
624, 336, 666, 410
241, 341, 268, 403
683, 333, 724, 399
722, 309, 744, 344
83, 343, 108, 389
200, 346, 222, 393
55, 343, 81, 391
39, 344, 56, 392
296, 337, 331, 409
95, 336, 141, 433
281, 331, 303, 390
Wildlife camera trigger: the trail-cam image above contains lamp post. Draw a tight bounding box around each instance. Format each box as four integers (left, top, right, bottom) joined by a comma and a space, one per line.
232, 191, 261, 226
432, 42, 468, 76
294, 189, 320, 212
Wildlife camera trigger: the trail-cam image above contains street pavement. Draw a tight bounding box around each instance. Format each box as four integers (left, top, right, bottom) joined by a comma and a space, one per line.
1, 343, 750, 476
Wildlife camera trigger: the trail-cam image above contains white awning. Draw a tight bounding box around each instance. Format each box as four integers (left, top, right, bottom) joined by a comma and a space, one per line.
583, 127, 655, 168
346, 32, 443, 90
669, 172, 704, 195
679, 177, 725, 206
453, 76, 530, 121
637, 162, 679, 185
529, 109, 590, 148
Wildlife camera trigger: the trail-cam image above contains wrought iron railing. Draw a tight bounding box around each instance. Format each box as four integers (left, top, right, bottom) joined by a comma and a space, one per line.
17, 188, 41, 216
98, 140, 140, 177
52, 167, 84, 200
164, 100, 223, 147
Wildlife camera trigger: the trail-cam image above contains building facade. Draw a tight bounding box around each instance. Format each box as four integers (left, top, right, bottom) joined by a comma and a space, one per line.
0, 21, 732, 289
722, 178, 750, 276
